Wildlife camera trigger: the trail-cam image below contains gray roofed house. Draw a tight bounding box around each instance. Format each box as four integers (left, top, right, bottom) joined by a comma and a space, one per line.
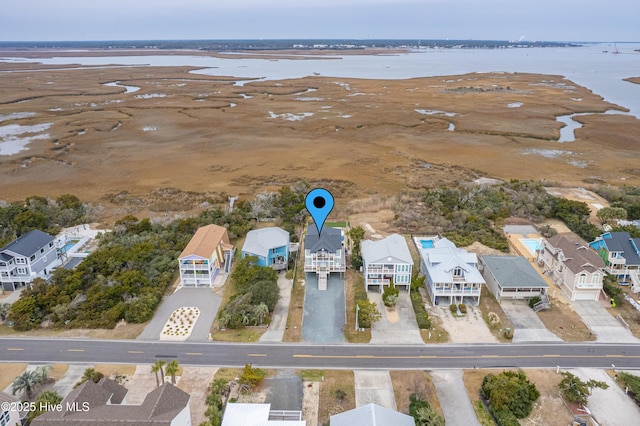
0, 229, 61, 291
361, 234, 413, 292
589, 231, 640, 279
481, 255, 549, 302
242, 227, 290, 270
420, 237, 485, 305
1, 390, 24, 426
31, 378, 191, 426
303, 225, 345, 290
330, 403, 415, 426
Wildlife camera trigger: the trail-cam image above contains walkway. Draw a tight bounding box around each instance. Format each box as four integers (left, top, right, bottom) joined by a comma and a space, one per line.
137, 288, 221, 341
572, 300, 639, 343
369, 292, 423, 344
430, 370, 480, 426
51, 364, 93, 397
260, 273, 293, 342
353, 370, 396, 410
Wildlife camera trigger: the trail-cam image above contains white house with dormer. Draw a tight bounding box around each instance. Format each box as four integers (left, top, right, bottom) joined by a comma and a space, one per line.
361, 234, 413, 292
419, 237, 485, 305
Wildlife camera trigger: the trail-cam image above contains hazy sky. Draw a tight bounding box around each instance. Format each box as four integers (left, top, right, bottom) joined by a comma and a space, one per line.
1, 0, 638, 42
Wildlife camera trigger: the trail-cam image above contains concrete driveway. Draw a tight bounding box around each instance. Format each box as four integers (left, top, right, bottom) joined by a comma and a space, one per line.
431, 370, 480, 426
369, 291, 423, 344
137, 288, 221, 341
52, 364, 93, 397
500, 300, 562, 342
260, 273, 293, 343
572, 301, 639, 343
353, 370, 396, 409
302, 273, 345, 343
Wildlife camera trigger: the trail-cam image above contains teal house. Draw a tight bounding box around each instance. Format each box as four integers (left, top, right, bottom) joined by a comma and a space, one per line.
241, 227, 290, 271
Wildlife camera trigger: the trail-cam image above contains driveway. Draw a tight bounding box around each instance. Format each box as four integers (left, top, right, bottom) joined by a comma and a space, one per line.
263, 370, 303, 411
137, 288, 221, 341
353, 370, 396, 409
572, 301, 639, 343
369, 292, 423, 344
431, 370, 480, 426
52, 364, 93, 397
500, 300, 562, 342
260, 273, 293, 343
302, 273, 345, 343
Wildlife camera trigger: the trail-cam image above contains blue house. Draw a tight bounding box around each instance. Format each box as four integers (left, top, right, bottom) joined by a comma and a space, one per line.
241, 227, 289, 270
589, 231, 640, 278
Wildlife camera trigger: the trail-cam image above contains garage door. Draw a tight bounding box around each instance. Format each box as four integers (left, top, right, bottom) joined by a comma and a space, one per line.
574, 291, 598, 301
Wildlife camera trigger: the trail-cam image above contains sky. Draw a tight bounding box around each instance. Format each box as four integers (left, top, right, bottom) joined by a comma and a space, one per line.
1, 0, 639, 42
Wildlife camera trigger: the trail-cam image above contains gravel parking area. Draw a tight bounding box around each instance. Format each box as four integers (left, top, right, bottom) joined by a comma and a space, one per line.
500, 299, 562, 342
302, 274, 345, 343
369, 292, 423, 344
430, 304, 498, 343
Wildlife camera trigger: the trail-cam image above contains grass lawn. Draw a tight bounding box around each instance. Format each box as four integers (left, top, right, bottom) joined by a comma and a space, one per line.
0, 363, 27, 390
211, 327, 266, 342
478, 286, 514, 342
317, 370, 355, 425
94, 364, 137, 377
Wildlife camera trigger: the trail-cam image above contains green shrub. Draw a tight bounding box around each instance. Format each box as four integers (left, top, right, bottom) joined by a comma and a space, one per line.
481, 370, 539, 422
603, 274, 624, 307
450, 304, 458, 315
458, 303, 467, 314
618, 372, 640, 405
382, 285, 400, 307
410, 292, 432, 329
528, 296, 541, 309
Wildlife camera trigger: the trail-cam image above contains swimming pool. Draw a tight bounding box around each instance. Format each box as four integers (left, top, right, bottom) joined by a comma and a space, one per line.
420, 239, 434, 249
520, 238, 542, 256
60, 239, 80, 253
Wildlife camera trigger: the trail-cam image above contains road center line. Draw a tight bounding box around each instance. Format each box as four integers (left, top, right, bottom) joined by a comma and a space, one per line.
67, 349, 85, 352
248, 353, 267, 357
6, 348, 24, 351
127, 351, 144, 354
185, 352, 203, 355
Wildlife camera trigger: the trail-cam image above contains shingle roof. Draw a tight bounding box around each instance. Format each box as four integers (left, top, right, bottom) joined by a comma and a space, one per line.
304, 225, 341, 253
361, 234, 413, 265
545, 234, 605, 274
603, 232, 640, 266
32, 379, 190, 426
179, 224, 230, 259
1, 230, 54, 257
481, 256, 549, 289
421, 238, 484, 284
330, 403, 415, 426
242, 227, 289, 258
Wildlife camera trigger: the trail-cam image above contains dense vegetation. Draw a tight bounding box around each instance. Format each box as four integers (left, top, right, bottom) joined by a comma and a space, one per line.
8, 204, 256, 330
393, 180, 602, 249
603, 273, 625, 307
409, 393, 445, 426
217, 255, 279, 329
617, 372, 640, 406
481, 370, 540, 426
596, 185, 640, 220
0, 195, 92, 246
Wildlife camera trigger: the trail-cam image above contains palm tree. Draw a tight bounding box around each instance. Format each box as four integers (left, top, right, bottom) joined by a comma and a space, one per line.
34, 365, 52, 385
165, 360, 179, 385
12, 370, 39, 399
151, 360, 166, 387
254, 303, 269, 326
28, 389, 62, 422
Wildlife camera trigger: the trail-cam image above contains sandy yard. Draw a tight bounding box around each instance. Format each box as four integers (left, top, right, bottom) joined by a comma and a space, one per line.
431, 304, 499, 343
545, 187, 610, 225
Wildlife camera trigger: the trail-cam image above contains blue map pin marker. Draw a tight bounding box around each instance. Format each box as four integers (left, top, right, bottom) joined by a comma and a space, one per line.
305, 188, 334, 236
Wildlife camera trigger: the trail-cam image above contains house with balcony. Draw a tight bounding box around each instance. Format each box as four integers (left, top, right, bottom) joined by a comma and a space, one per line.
178, 224, 234, 287
361, 234, 413, 293
304, 225, 345, 290
419, 237, 484, 305
589, 231, 640, 281
481, 256, 549, 304
0, 229, 61, 292
540, 234, 605, 301
241, 227, 289, 271
222, 403, 305, 426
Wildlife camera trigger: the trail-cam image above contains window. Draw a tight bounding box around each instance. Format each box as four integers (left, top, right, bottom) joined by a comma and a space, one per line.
579, 274, 587, 284
17, 268, 26, 275
453, 267, 463, 277
15, 258, 26, 264
593, 273, 601, 283
30, 254, 36, 262
1, 410, 11, 426
49, 242, 54, 248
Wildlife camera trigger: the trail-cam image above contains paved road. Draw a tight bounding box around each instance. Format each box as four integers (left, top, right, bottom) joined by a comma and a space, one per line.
1, 338, 640, 370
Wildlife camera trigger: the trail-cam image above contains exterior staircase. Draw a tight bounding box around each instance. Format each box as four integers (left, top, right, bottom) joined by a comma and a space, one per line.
533, 293, 551, 312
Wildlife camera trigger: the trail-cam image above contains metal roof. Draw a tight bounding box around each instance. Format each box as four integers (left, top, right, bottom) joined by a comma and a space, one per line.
602, 232, 640, 266
421, 238, 484, 284
330, 403, 415, 426
242, 227, 289, 258
361, 234, 413, 265
178, 224, 230, 260
1, 229, 54, 257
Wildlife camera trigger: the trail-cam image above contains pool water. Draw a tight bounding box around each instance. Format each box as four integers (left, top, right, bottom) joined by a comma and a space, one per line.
521, 238, 542, 256
420, 239, 434, 249
61, 240, 80, 253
